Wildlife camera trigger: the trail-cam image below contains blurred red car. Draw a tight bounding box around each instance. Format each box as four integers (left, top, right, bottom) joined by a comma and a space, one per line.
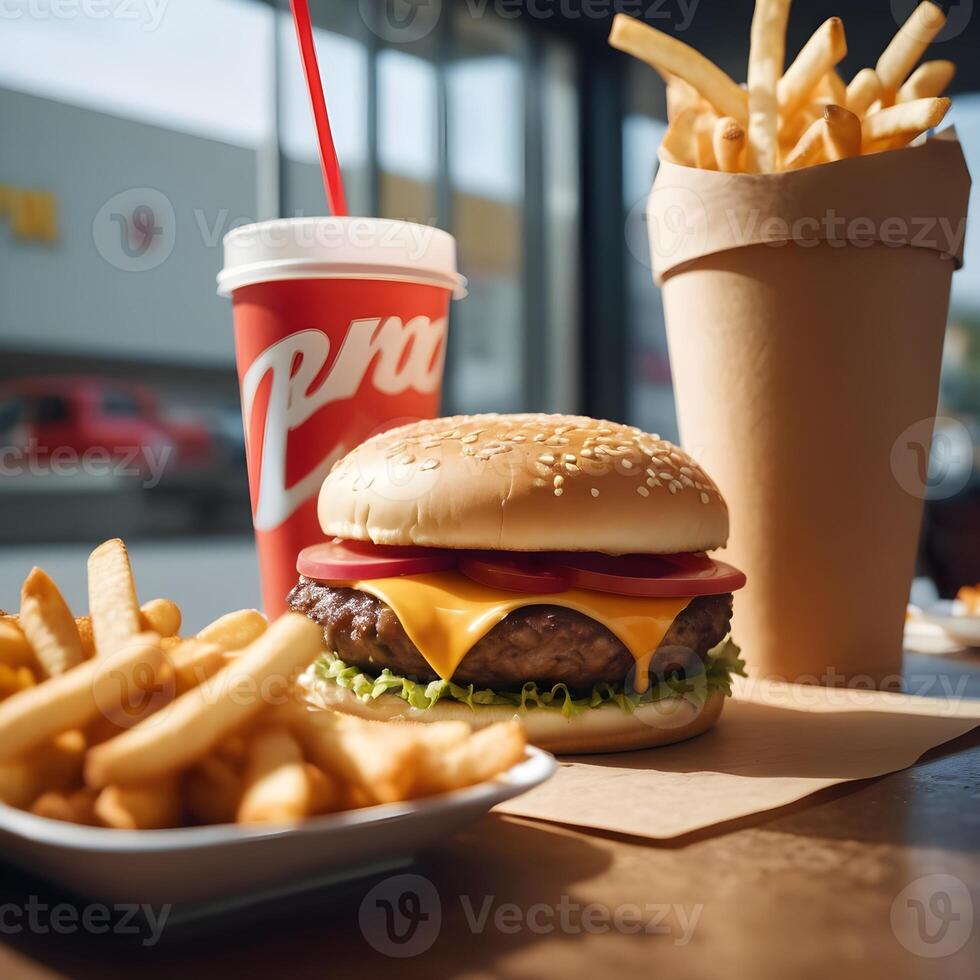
0, 377, 213, 477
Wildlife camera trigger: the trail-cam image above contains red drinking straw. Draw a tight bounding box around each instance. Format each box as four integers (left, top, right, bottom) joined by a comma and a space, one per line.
288, 0, 348, 216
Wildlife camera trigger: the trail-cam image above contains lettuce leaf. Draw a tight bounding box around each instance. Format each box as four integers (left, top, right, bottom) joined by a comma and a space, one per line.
312, 637, 745, 720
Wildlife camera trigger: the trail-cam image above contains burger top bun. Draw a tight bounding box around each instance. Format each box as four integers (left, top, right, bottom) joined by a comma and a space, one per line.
319, 414, 729, 555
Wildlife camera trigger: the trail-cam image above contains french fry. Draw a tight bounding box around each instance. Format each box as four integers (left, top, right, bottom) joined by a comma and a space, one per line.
237, 727, 312, 824
712, 116, 746, 172
414, 720, 526, 796
747, 0, 792, 173
779, 100, 823, 151
75, 616, 96, 659
845, 68, 883, 116
784, 116, 830, 170
0, 619, 39, 671
0, 730, 86, 808
777, 17, 847, 121
19, 567, 85, 677
664, 75, 701, 122
184, 755, 242, 825
197, 609, 268, 651
84, 613, 323, 788
31, 788, 98, 825
287, 707, 422, 806
0, 633, 164, 763
862, 96, 951, 151
168, 639, 229, 694
660, 106, 699, 167
0, 663, 34, 700
608, 14, 747, 124
897, 60, 955, 102
815, 70, 847, 106
94, 779, 181, 830
138, 598, 181, 638
694, 112, 719, 170
876, 1, 947, 100
88, 539, 141, 657
304, 763, 340, 815
823, 104, 862, 161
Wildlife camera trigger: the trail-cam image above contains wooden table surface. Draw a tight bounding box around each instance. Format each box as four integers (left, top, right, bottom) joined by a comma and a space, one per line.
1, 652, 977, 980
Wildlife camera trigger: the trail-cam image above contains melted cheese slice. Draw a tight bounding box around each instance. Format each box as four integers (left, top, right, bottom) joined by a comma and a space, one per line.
345, 572, 691, 693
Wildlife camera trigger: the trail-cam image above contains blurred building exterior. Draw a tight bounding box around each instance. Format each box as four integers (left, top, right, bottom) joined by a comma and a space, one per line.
0, 0, 978, 591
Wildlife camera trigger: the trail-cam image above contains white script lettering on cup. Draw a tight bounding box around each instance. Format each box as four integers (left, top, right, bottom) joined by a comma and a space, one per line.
241, 317, 446, 530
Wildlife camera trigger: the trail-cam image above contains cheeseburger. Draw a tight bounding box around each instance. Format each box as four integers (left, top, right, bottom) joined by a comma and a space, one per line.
291, 414, 745, 753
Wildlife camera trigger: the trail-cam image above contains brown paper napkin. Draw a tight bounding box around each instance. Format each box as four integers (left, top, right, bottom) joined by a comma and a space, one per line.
495, 674, 980, 839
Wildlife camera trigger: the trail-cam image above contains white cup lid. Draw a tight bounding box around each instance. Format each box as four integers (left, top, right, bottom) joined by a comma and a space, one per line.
217, 216, 466, 297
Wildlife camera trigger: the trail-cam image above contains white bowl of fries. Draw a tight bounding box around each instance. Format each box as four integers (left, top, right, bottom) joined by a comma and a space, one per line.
0, 539, 556, 906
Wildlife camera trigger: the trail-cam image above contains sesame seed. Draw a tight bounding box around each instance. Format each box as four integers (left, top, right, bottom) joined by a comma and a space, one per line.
646, 468, 657, 478
563, 453, 576, 462
398, 453, 415, 465
539, 453, 556, 464
590, 488, 599, 497
533, 433, 546, 442
420, 458, 440, 471
533, 478, 547, 487
553, 475, 565, 487
565, 462, 579, 472
461, 434, 478, 444
647, 477, 659, 487
621, 459, 633, 470
700, 492, 710, 504
581, 448, 594, 458
680, 466, 693, 475
554, 487, 564, 497
637, 486, 649, 497
659, 472, 672, 481
680, 474, 694, 487
668, 483, 678, 494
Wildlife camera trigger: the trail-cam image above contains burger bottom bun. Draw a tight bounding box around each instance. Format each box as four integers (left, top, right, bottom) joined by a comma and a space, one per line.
301, 680, 725, 754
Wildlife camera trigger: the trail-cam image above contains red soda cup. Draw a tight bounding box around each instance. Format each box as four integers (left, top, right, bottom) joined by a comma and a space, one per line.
218, 217, 466, 615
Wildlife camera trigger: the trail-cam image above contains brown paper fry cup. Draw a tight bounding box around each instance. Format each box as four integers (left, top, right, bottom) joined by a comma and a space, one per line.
648, 130, 971, 687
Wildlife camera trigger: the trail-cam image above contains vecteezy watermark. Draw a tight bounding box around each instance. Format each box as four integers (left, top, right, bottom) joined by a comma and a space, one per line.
890, 874, 974, 958
890, 0, 973, 43
0, 0, 169, 31
0, 897, 171, 947
359, 874, 443, 958
358, 0, 700, 40
628, 186, 708, 269
93, 188, 176, 272
0, 440, 174, 489
891, 416, 973, 502
722, 208, 968, 259
359, 0, 442, 43
465, 0, 700, 31
198, 211, 442, 262
359, 874, 704, 957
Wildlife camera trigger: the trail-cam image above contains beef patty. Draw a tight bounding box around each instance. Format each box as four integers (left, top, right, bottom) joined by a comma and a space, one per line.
288, 577, 733, 692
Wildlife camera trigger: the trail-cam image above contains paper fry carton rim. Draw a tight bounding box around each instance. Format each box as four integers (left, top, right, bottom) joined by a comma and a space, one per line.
648, 128, 971, 285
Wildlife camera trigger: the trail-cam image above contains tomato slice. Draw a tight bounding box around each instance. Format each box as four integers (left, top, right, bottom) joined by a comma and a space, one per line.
458, 552, 570, 594
542, 552, 746, 597
297, 539, 456, 580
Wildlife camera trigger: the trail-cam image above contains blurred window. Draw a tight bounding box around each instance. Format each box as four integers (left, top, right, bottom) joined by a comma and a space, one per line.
0, 398, 23, 434
33, 396, 70, 425
378, 49, 438, 222
102, 391, 140, 418
445, 13, 527, 414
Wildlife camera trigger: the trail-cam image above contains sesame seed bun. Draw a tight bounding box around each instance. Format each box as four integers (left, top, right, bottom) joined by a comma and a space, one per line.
301, 676, 725, 755
318, 413, 729, 554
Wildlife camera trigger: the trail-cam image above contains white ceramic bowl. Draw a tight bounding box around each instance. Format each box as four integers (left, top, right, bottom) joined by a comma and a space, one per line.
0, 747, 556, 909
